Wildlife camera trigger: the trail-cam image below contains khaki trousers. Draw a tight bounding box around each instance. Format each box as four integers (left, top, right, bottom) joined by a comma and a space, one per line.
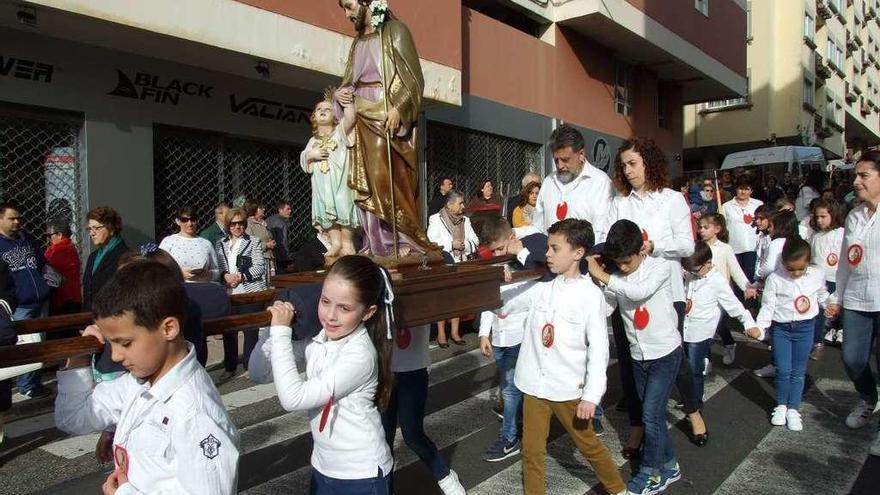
522, 394, 625, 495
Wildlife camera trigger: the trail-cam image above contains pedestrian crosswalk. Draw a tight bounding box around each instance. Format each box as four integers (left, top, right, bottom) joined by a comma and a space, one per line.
1, 333, 878, 495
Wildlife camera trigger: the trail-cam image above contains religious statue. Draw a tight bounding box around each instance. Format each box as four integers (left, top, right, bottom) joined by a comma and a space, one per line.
300, 90, 359, 258
335, 0, 437, 259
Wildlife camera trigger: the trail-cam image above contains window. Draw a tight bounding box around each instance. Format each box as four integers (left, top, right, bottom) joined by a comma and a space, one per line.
615, 63, 633, 116
695, 0, 709, 16
827, 40, 844, 70
803, 77, 815, 108
804, 12, 815, 42
705, 69, 750, 110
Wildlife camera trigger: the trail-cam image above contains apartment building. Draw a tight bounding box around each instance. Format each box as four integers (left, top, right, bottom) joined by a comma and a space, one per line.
684, 0, 880, 170
0, 0, 746, 250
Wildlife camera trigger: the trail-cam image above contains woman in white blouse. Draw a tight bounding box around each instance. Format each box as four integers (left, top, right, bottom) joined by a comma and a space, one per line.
608, 138, 704, 451
159, 206, 219, 282
427, 191, 479, 347
825, 152, 880, 455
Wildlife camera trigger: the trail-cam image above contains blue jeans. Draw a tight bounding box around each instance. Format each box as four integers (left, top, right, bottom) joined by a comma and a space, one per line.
309, 467, 390, 495
13, 306, 45, 394
841, 309, 880, 405
381, 369, 450, 484
813, 281, 836, 343
632, 347, 682, 472
771, 320, 814, 409
493, 344, 523, 443
685, 339, 712, 410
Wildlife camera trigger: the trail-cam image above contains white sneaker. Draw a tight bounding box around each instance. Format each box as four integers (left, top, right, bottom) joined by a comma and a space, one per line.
771, 405, 788, 426
836, 329, 844, 344
870, 431, 880, 457
754, 364, 776, 378
846, 400, 877, 429
703, 358, 712, 376
722, 344, 736, 365
438, 469, 466, 495
786, 409, 803, 431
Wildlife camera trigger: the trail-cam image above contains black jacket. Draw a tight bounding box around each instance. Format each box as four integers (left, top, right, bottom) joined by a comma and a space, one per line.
82, 239, 130, 311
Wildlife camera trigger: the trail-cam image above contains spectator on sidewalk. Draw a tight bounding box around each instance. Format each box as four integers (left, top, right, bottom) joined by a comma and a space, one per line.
266, 200, 293, 274
200, 201, 231, 248
0, 202, 51, 399
428, 176, 455, 218
159, 206, 220, 283
44, 220, 82, 317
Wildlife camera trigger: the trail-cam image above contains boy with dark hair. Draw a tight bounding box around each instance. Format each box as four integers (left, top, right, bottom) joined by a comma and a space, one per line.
480, 216, 548, 270
503, 218, 625, 495
55, 260, 239, 494
587, 219, 683, 495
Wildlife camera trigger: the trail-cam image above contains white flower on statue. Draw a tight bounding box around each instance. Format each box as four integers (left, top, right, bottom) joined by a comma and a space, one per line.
370, 0, 389, 28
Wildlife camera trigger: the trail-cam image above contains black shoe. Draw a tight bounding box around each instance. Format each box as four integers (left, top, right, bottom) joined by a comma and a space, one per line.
438, 341, 450, 349
621, 446, 641, 459
692, 430, 709, 447
492, 403, 504, 421
21, 386, 51, 400
451, 337, 467, 346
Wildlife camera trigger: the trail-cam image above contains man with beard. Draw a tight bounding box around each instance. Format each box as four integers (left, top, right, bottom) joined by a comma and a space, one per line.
515, 125, 615, 243
334, 0, 437, 258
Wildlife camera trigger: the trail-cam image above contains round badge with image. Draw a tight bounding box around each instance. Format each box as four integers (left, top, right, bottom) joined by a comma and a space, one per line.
794, 295, 811, 314
826, 252, 839, 267
847, 244, 864, 267
541, 323, 555, 348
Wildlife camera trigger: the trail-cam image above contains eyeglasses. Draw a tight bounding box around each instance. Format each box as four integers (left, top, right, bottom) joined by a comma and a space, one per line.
229, 220, 247, 227
703, 188, 714, 192
87, 225, 107, 233
177, 217, 196, 224
45, 232, 59, 237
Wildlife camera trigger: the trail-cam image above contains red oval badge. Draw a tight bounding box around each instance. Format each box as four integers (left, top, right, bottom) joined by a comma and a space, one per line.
556, 201, 568, 221
498, 313, 508, 320
848, 244, 864, 267
826, 252, 839, 267
641, 229, 649, 242
634, 306, 650, 330
396, 327, 412, 349
743, 214, 754, 224
685, 298, 693, 315
794, 295, 811, 314
541, 323, 555, 347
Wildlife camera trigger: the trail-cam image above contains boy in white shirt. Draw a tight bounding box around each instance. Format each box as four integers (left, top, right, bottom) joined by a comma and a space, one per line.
505, 218, 625, 495
55, 260, 239, 495
587, 219, 683, 495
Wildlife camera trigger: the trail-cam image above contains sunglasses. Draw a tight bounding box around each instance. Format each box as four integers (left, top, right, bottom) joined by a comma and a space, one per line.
45, 232, 59, 237
229, 220, 247, 227
177, 217, 196, 224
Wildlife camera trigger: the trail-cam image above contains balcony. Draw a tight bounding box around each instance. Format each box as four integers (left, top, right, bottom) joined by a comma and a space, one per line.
818, 0, 834, 20
855, 30, 865, 46
816, 53, 833, 79
855, 81, 864, 94
847, 82, 859, 102
849, 34, 859, 51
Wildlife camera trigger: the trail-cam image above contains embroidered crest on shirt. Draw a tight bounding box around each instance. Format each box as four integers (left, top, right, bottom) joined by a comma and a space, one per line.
199, 434, 221, 459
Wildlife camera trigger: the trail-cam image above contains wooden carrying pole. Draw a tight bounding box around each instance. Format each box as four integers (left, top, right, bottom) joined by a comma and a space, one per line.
1, 265, 542, 369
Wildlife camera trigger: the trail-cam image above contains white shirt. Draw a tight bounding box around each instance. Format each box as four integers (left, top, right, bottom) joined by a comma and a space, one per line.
707, 239, 749, 291
159, 234, 220, 282
516, 161, 614, 243
508, 275, 609, 405
829, 204, 880, 311
799, 216, 814, 241
478, 277, 535, 348
723, 198, 763, 253
683, 269, 756, 343
426, 213, 479, 262
55, 346, 239, 495
756, 266, 830, 329
603, 256, 681, 360
248, 326, 393, 479
755, 232, 771, 269
810, 228, 844, 283
755, 237, 786, 284
390, 324, 431, 373
609, 188, 694, 301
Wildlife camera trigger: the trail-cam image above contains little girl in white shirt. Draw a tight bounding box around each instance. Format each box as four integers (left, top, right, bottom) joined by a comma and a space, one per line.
249, 255, 396, 493
809, 199, 845, 350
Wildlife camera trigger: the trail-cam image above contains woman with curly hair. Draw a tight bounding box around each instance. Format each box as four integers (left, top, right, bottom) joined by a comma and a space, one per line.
606, 138, 707, 454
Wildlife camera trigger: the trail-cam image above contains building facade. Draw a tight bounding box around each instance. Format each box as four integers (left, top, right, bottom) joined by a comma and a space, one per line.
1, 0, 745, 254
684, 0, 880, 171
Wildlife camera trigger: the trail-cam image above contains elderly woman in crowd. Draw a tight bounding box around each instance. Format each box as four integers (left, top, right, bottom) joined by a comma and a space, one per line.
428, 190, 479, 347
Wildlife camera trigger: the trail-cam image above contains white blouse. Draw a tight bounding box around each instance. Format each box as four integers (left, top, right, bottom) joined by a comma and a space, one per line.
756, 266, 830, 329
723, 198, 763, 253
609, 188, 694, 302
829, 204, 880, 311
159, 234, 220, 282
683, 269, 756, 343
810, 228, 845, 283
